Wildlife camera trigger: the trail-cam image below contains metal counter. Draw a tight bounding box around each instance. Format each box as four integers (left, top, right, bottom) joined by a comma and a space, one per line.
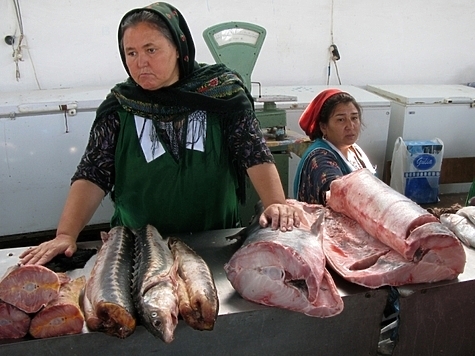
392, 245, 475, 356
0, 228, 388, 356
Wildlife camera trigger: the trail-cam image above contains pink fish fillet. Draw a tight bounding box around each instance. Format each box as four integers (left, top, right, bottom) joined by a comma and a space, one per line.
323, 210, 465, 288
225, 200, 343, 318
326, 169, 440, 261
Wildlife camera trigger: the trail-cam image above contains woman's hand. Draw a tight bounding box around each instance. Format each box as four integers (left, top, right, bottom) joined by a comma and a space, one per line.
19, 234, 77, 266
259, 203, 302, 231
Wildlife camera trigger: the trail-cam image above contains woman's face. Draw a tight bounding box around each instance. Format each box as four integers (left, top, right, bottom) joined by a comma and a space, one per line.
320, 102, 361, 152
122, 22, 180, 90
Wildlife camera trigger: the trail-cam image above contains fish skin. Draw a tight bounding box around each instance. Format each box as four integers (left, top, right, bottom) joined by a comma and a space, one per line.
85, 226, 136, 338
168, 237, 219, 331
441, 213, 475, 248
132, 225, 179, 343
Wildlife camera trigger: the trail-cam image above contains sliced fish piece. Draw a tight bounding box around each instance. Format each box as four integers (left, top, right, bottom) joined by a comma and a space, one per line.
132, 225, 179, 343
0, 301, 30, 339
326, 168, 439, 261
169, 237, 218, 331
84, 226, 136, 338
324, 210, 465, 288
225, 201, 343, 318
29, 276, 86, 338
0, 264, 60, 313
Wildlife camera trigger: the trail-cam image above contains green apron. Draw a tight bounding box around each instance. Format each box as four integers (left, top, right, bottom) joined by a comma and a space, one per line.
111, 111, 240, 234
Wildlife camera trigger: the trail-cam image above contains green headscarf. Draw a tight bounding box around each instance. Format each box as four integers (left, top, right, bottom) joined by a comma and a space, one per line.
96, 1, 254, 122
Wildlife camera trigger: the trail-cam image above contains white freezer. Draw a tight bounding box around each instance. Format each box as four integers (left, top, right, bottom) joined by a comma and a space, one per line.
366, 84, 475, 193
252, 85, 392, 197
0, 86, 114, 237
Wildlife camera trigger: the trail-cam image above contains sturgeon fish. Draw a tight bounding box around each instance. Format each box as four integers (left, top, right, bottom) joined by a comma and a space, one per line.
132, 225, 179, 343
440, 208, 475, 248
84, 226, 136, 338
225, 200, 343, 318
168, 237, 219, 331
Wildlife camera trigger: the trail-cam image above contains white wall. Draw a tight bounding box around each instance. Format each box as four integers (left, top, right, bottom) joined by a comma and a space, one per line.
1, 0, 474, 92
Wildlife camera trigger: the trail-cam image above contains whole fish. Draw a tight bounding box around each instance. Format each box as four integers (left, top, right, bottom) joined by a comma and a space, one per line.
440, 212, 475, 248
84, 226, 136, 338
168, 237, 219, 331
132, 225, 179, 343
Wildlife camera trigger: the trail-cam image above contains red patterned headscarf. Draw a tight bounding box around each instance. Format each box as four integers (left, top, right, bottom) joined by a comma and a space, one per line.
299, 88, 342, 139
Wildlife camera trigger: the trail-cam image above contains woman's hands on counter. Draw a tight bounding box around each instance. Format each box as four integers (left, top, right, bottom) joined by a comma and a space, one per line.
259, 203, 302, 231
19, 234, 77, 266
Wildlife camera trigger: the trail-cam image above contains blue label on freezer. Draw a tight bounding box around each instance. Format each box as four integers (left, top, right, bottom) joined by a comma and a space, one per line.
413, 154, 436, 170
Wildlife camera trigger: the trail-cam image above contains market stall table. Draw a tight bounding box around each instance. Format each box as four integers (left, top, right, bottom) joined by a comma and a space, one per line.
0, 228, 388, 355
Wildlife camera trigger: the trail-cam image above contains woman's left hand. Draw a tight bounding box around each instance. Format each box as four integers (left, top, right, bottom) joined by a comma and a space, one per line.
259, 203, 302, 231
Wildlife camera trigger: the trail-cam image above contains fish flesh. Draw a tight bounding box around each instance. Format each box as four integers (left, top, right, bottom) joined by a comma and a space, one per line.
326, 169, 441, 261
323, 209, 465, 288
29, 276, 86, 338
168, 237, 219, 331
440, 212, 475, 248
0, 264, 60, 313
0, 301, 30, 339
225, 200, 343, 318
132, 225, 179, 343
84, 226, 136, 338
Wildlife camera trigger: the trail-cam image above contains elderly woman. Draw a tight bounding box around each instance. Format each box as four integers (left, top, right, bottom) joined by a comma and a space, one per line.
294, 88, 376, 205
21, 2, 300, 266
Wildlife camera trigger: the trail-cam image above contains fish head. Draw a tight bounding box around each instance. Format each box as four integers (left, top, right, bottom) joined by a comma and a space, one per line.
141, 284, 179, 343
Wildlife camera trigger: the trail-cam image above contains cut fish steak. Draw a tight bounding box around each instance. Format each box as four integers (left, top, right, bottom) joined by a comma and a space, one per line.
0, 264, 60, 314
29, 276, 86, 338
225, 200, 343, 318
0, 301, 30, 339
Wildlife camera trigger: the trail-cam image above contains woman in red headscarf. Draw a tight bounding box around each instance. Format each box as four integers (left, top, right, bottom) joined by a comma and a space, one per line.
293, 88, 375, 205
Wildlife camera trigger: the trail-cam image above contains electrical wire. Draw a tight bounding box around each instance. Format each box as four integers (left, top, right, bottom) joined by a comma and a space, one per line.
326, 0, 342, 85
12, 0, 41, 88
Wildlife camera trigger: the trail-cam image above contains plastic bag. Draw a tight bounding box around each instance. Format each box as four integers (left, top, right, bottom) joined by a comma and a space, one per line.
390, 137, 444, 204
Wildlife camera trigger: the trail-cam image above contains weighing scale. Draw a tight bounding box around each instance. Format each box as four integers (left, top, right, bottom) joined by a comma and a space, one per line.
203, 22, 297, 224
202, 22, 296, 140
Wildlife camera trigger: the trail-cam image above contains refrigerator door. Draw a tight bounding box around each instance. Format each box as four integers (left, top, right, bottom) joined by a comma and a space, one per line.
366, 84, 475, 194
0, 86, 113, 237
366, 84, 475, 105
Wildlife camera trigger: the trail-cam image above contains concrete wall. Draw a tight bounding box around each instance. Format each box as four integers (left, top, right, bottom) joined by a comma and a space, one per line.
1, 0, 474, 92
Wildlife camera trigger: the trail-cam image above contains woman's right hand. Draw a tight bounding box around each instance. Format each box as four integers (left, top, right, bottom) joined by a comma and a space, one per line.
19, 234, 77, 266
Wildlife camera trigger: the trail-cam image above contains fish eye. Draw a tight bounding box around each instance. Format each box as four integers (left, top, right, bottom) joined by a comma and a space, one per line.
151, 312, 157, 318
